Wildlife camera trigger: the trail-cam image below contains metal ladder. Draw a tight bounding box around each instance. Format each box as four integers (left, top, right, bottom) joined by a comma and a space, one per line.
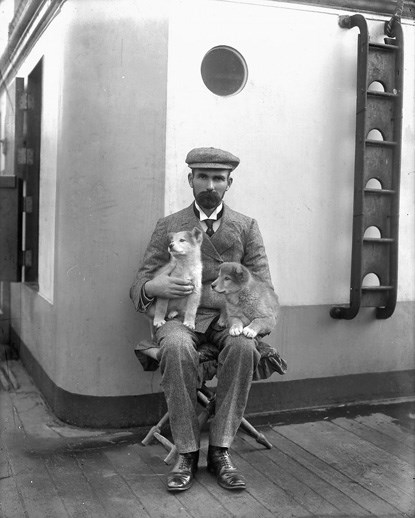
331, 14, 404, 320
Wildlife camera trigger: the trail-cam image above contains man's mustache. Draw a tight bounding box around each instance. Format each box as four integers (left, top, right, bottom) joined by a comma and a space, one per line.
196, 191, 222, 209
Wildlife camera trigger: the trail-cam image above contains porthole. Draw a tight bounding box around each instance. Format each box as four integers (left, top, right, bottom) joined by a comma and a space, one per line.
201, 46, 248, 96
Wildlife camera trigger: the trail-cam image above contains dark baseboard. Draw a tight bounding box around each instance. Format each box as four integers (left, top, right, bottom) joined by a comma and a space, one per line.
13, 332, 415, 429
246, 369, 415, 423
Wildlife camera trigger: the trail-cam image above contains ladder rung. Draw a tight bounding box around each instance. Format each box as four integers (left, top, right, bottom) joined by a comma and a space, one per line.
363, 237, 394, 243
365, 139, 397, 147
369, 42, 400, 51
367, 91, 399, 98
362, 285, 393, 291
364, 188, 396, 195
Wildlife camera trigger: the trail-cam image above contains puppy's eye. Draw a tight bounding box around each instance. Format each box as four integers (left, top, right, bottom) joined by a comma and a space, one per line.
223, 276, 231, 281
179, 239, 186, 242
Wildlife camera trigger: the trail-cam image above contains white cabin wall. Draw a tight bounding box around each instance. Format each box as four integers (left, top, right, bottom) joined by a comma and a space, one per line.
164, 0, 415, 382
9, 0, 170, 395
165, 0, 415, 306
4, 0, 414, 410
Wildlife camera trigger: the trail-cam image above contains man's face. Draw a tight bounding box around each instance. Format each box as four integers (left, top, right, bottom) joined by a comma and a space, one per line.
188, 168, 233, 210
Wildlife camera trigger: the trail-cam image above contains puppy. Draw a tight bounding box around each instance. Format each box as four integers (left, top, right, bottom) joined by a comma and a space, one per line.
151, 227, 203, 330
211, 262, 279, 338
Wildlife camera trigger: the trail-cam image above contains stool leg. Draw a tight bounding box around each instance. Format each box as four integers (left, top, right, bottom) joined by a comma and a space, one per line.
240, 417, 273, 449
152, 432, 177, 464
142, 413, 178, 465
141, 411, 170, 446
163, 445, 178, 465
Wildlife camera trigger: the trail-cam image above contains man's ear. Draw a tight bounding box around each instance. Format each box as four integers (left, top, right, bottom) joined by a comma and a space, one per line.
226, 176, 233, 191
188, 172, 194, 188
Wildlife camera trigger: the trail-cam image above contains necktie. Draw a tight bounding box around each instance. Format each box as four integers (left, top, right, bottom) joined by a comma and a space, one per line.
193, 203, 224, 237
205, 219, 215, 237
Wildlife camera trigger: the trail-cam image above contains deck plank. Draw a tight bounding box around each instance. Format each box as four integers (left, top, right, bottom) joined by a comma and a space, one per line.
5, 446, 71, 517
233, 434, 342, 516
45, 452, 110, 518
332, 415, 415, 464
0, 466, 28, 518
75, 450, 151, 518
213, 442, 311, 517
312, 420, 415, 489
106, 442, 224, 518
238, 430, 371, 516
269, 427, 406, 517
138, 439, 277, 518
195, 438, 278, 518
275, 420, 414, 515
354, 413, 415, 449
7, 389, 62, 440
2, 361, 415, 518
1, 389, 70, 518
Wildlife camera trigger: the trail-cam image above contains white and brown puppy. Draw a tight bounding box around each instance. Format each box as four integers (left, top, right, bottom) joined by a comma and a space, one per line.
211, 262, 279, 338
151, 227, 203, 330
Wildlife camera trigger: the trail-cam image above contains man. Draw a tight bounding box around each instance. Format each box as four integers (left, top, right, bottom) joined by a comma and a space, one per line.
130, 147, 275, 492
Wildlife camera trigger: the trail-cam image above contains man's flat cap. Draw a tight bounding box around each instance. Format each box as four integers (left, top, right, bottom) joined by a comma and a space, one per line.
185, 147, 240, 171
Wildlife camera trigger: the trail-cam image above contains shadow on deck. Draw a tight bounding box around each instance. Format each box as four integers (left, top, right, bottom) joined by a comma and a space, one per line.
1, 360, 414, 517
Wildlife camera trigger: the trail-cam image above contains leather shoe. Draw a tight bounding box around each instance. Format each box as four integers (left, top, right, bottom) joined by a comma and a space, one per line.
167, 451, 199, 492
207, 446, 246, 490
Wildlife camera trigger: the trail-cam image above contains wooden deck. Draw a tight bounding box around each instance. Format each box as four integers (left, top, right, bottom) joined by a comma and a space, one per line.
1, 360, 414, 517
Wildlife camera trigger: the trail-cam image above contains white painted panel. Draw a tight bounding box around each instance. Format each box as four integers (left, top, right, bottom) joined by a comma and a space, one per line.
165, 0, 415, 306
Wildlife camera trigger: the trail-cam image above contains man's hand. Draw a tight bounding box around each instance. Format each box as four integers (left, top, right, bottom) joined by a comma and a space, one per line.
144, 271, 194, 299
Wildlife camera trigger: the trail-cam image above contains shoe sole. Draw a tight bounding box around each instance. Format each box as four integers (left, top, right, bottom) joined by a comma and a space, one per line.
207, 464, 246, 491
167, 482, 194, 492
217, 480, 246, 491
166, 471, 196, 492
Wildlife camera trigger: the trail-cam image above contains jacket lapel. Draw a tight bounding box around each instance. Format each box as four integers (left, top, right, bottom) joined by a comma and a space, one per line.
209, 204, 238, 256
174, 204, 223, 262
175, 203, 237, 262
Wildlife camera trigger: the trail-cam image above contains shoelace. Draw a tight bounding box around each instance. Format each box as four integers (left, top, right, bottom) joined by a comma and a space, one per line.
176, 454, 195, 471
214, 450, 235, 470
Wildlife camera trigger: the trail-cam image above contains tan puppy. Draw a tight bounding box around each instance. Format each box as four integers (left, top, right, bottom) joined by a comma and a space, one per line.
151, 227, 203, 330
211, 262, 279, 338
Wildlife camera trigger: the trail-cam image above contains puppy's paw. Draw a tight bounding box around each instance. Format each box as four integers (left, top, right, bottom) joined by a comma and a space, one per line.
242, 326, 258, 338
153, 319, 166, 329
183, 321, 196, 330
229, 324, 243, 336
167, 311, 179, 319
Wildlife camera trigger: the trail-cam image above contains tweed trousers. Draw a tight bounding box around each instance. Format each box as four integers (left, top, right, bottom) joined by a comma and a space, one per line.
156, 319, 261, 453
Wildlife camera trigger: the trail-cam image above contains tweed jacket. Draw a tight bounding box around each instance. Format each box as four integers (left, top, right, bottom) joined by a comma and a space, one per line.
130, 203, 274, 334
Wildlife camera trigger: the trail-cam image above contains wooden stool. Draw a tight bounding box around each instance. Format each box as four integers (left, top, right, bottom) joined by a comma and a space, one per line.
136, 344, 273, 464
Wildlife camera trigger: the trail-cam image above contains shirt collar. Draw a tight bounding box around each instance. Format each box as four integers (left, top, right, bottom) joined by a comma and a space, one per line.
194, 201, 223, 221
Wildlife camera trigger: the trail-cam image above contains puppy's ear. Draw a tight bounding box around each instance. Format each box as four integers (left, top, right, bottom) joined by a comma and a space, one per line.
232, 263, 249, 282
192, 227, 204, 244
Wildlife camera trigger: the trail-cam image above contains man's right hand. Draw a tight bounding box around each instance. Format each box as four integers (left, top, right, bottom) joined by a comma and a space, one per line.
144, 272, 195, 299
